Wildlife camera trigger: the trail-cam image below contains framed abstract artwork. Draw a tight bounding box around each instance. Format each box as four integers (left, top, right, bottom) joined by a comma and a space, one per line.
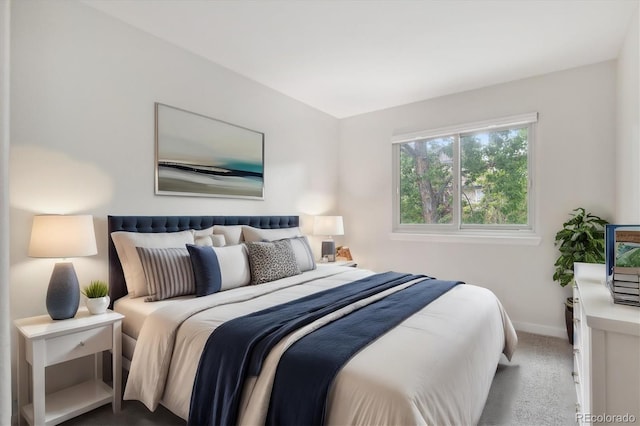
154, 103, 264, 199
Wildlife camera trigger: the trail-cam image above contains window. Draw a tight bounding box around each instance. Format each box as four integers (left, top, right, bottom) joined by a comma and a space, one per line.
392, 113, 537, 236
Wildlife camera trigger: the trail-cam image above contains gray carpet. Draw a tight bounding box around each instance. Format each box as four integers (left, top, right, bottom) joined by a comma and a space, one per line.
478, 332, 576, 426
61, 331, 575, 425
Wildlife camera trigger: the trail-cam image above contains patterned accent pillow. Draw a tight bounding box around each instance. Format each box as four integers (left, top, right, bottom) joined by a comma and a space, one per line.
246, 240, 301, 285
136, 247, 195, 301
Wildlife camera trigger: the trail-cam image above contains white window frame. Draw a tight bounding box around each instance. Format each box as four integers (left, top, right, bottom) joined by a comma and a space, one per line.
391, 113, 540, 244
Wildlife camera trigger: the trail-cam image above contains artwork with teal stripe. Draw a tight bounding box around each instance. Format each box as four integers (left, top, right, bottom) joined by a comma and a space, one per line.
155, 103, 264, 199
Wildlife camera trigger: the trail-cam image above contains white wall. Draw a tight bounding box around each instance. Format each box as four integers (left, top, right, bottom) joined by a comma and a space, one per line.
9, 0, 339, 410
338, 62, 617, 337
1, 1, 11, 423
10, 0, 340, 316
616, 5, 640, 223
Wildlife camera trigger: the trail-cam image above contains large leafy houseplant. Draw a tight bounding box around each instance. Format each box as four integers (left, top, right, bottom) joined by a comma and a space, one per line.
553, 207, 608, 287
554, 208, 607, 344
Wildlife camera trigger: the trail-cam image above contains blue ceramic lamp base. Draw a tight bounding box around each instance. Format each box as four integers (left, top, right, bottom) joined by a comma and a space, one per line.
46, 262, 80, 320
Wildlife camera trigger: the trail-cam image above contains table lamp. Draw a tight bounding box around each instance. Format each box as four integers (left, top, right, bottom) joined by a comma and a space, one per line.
313, 215, 344, 262
28, 215, 98, 320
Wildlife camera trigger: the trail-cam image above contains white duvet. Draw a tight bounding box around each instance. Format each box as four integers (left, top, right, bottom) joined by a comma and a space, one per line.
124, 266, 517, 425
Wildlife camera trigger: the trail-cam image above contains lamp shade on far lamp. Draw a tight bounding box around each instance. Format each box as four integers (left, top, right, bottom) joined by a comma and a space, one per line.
313, 216, 344, 262
29, 215, 97, 320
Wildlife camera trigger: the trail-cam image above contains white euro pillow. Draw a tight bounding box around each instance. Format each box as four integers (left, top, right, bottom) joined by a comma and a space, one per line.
192, 226, 226, 247
242, 226, 302, 242
111, 230, 195, 298
212, 225, 244, 245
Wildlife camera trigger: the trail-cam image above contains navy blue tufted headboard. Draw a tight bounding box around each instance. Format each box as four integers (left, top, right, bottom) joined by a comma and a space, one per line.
107, 215, 300, 305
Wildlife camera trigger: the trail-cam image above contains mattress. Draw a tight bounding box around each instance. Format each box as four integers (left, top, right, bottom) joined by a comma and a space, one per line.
124, 266, 517, 424
114, 293, 196, 364
113, 293, 195, 340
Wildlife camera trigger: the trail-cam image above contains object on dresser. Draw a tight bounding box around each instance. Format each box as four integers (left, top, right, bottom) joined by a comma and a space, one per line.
336, 246, 353, 261
611, 275, 640, 307
605, 224, 640, 306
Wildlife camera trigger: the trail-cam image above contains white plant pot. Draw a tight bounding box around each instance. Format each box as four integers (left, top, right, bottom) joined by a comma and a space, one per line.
86, 296, 110, 315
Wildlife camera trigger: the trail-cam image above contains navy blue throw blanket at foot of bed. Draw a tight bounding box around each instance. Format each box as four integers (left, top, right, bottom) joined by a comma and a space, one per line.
266, 278, 462, 426
188, 271, 462, 426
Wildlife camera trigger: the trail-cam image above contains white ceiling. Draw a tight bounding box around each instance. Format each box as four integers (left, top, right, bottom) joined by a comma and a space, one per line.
84, 0, 638, 118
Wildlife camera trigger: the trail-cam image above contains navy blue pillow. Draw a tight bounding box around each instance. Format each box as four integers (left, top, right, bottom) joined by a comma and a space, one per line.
186, 244, 222, 297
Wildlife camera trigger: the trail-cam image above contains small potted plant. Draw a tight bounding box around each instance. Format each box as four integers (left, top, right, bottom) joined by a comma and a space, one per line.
553, 207, 607, 343
82, 280, 110, 315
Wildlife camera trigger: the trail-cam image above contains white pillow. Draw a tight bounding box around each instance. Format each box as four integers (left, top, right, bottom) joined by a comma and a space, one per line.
193, 226, 215, 237
212, 225, 244, 245
242, 226, 302, 242
111, 230, 195, 298
194, 234, 226, 247
192, 226, 225, 247
214, 244, 252, 291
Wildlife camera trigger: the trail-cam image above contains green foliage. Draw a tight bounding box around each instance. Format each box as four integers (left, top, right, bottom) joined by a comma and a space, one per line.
400, 151, 425, 223
400, 137, 455, 224
82, 280, 108, 298
399, 128, 529, 225
553, 208, 608, 287
461, 128, 528, 225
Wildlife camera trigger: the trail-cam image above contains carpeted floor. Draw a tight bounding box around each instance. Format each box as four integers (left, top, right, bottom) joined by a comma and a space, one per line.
61, 331, 575, 425
478, 331, 576, 426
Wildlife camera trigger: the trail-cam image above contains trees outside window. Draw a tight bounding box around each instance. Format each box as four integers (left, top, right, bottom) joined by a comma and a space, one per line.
394, 115, 535, 233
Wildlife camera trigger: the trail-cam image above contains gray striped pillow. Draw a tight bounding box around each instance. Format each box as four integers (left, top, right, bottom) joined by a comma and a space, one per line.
136, 247, 195, 301
279, 236, 316, 272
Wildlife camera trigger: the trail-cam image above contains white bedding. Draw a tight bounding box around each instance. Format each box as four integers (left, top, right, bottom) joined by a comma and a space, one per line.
124, 265, 517, 425
114, 293, 195, 340
114, 292, 196, 364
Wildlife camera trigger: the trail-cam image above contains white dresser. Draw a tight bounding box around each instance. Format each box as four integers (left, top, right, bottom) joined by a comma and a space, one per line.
573, 264, 640, 426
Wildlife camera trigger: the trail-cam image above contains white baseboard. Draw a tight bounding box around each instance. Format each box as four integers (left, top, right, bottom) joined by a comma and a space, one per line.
512, 321, 567, 339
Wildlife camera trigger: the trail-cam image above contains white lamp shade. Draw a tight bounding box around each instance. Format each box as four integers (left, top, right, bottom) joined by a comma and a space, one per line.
28, 215, 98, 258
313, 216, 344, 236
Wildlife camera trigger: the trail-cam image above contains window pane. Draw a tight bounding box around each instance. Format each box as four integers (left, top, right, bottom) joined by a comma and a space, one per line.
399, 137, 454, 224
460, 127, 528, 225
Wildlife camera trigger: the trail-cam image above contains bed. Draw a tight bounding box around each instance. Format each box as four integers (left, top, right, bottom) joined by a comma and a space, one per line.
108, 215, 517, 425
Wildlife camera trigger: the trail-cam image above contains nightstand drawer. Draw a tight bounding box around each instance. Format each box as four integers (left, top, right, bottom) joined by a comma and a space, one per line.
47, 325, 112, 365
26, 325, 112, 366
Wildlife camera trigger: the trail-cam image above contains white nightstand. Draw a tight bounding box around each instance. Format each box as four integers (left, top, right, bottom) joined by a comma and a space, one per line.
15, 308, 124, 426
318, 260, 358, 268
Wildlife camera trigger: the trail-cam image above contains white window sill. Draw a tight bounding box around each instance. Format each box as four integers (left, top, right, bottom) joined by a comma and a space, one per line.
389, 231, 542, 246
